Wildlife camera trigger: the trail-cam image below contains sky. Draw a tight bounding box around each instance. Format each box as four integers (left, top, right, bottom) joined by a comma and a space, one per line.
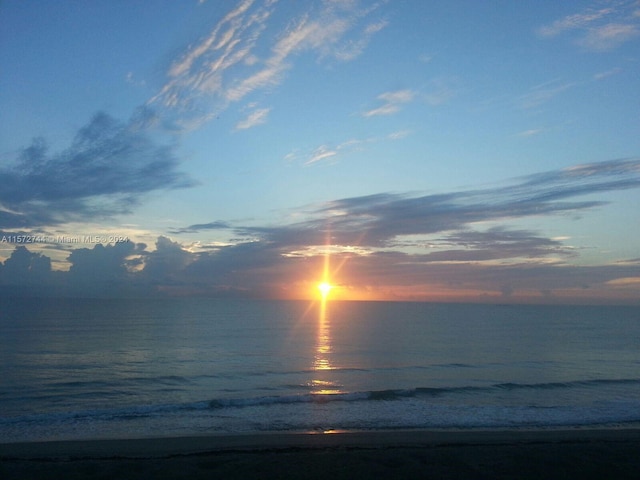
0, 0, 639, 304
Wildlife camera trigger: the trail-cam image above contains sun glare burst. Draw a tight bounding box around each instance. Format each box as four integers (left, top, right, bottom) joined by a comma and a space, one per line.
318, 282, 333, 297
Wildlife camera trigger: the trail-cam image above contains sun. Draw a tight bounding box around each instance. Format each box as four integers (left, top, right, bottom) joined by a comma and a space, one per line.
317, 282, 333, 297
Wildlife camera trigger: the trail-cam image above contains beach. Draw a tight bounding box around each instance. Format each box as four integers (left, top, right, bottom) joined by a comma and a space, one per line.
2, 428, 640, 479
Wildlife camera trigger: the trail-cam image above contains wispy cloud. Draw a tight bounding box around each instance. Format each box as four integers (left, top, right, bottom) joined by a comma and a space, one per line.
362, 89, 416, 117
393, 227, 576, 263
180, 157, 640, 251
579, 22, 639, 50
333, 19, 389, 61
538, 7, 614, 37
302, 138, 366, 165
287, 130, 409, 166
516, 128, 543, 137
168, 221, 232, 235
235, 107, 270, 130
538, 2, 640, 51
519, 80, 575, 109
300, 158, 640, 248
387, 129, 412, 140
361, 79, 458, 117
149, 0, 387, 131
593, 67, 622, 80
306, 146, 339, 165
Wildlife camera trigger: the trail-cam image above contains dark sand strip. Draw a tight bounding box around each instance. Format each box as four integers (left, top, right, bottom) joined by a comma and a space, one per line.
2, 429, 640, 479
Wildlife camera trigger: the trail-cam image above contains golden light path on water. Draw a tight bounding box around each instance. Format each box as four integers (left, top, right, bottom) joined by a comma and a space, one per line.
311, 298, 338, 395
311, 250, 343, 396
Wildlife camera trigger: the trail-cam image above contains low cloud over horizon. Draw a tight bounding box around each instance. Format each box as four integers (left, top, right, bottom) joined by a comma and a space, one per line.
2, 158, 639, 305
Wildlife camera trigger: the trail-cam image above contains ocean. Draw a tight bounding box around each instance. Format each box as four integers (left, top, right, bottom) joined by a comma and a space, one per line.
1, 298, 639, 443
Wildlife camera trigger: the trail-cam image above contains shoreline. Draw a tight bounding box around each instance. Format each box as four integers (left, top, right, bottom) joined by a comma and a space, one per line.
2, 427, 640, 458
2, 428, 640, 479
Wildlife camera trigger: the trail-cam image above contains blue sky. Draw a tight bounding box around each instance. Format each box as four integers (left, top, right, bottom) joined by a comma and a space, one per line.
1, 0, 639, 303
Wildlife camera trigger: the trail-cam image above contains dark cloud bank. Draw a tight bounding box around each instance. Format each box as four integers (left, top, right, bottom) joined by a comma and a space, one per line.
1, 157, 639, 304
0, 112, 193, 228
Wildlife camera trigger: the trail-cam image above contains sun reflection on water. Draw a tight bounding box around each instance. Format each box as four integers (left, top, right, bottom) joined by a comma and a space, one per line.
311, 293, 342, 395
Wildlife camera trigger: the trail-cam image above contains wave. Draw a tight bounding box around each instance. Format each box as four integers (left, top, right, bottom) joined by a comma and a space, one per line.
3, 378, 640, 443
48, 375, 195, 388
208, 378, 640, 409
199, 377, 640, 405
493, 378, 640, 391
414, 378, 640, 397
0, 400, 211, 427
4, 378, 639, 429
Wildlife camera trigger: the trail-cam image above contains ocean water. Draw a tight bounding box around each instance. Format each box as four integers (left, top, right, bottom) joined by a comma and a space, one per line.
1, 298, 639, 442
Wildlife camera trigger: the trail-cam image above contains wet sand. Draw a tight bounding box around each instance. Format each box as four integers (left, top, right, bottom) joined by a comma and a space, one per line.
2, 428, 640, 479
